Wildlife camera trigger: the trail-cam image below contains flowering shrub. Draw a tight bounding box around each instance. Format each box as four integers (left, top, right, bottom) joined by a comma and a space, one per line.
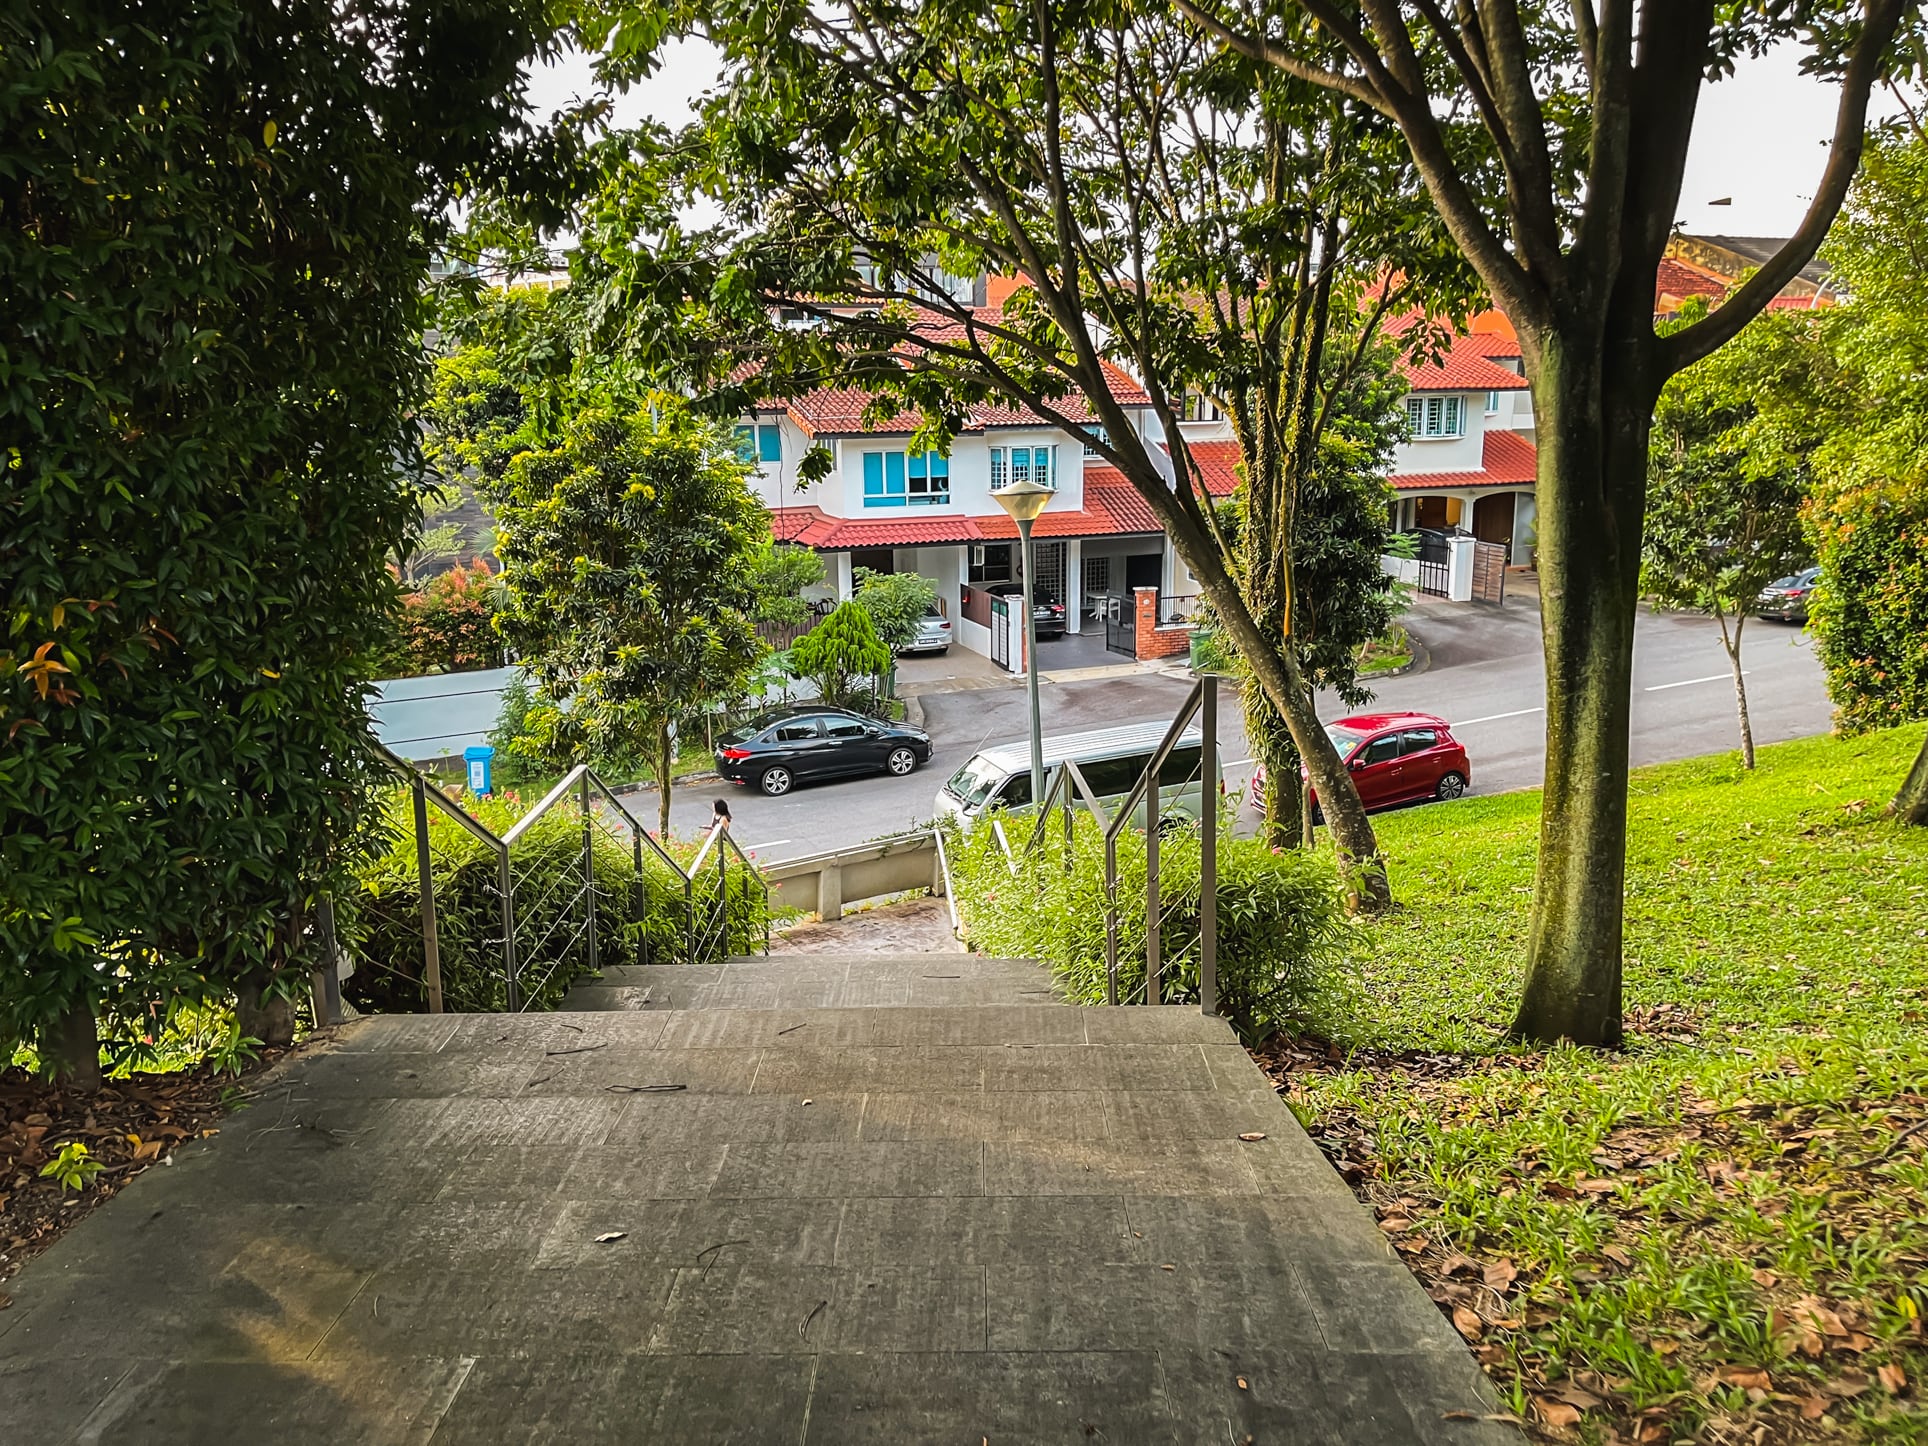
945, 807, 1346, 1042
377, 559, 505, 677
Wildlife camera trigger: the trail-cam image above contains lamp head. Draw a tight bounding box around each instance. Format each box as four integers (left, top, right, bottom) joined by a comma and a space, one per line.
992, 476, 1054, 524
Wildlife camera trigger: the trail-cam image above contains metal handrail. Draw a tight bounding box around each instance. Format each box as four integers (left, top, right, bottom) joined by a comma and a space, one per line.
1098, 676, 1218, 1014
686, 818, 773, 962
931, 825, 963, 941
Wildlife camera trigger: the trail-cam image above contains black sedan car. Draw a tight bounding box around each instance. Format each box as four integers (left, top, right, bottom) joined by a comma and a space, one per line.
982, 582, 1067, 639
714, 706, 933, 796
1757, 566, 1821, 624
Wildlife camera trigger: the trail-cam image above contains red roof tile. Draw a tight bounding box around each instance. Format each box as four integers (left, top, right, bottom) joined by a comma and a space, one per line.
1392, 429, 1539, 491
1400, 334, 1531, 393
1185, 441, 1243, 496
766, 488, 1162, 550
1656, 256, 1729, 305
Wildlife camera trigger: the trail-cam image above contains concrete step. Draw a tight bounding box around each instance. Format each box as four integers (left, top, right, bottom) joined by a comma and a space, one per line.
563, 955, 1063, 1011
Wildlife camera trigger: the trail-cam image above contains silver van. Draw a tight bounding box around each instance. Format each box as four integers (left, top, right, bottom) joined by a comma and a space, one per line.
934, 721, 1217, 828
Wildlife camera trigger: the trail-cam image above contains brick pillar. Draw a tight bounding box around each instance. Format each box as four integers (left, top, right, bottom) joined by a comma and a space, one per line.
1133, 586, 1159, 660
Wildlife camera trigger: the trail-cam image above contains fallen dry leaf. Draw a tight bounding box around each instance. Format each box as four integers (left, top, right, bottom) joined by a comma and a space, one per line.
1482, 1258, 1518, 1293
1451, 1306, 1484, 1340
1440, 1253, 1480, 1279
594, 1231, 627, 1244
1878, 1361, 1908, 1394
1600, 1244, 1632, 1267
1236, 1132, 1267, 1142
1533, 1397, 1582, 1428
1235, 1376, 1248, 1391
1798, 1395, 1828, 1421
1712, 1365, 1773, 1393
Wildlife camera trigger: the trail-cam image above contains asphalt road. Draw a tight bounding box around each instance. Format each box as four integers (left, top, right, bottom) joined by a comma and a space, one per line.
653, 590, 1833, 864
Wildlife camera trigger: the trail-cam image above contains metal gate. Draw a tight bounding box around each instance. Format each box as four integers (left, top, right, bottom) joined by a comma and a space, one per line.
1101, 594, 1136, 657
989, 594, 1013, 669
1472, 541, 1508, 603
1415, 532, 1450, 597
1031, 539, 1066, 605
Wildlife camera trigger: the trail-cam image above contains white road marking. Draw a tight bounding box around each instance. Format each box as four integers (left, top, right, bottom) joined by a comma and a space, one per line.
1645, 671, 1747, 692
1452, 706, 1544, 726
742, 839, 792, 849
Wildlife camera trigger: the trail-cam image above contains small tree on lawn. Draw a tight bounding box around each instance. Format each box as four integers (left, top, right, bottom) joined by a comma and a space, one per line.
854, 569, 940, 654
487, 399, 768, 837
1643, 307, 1824, 769
791, 603, 892, 713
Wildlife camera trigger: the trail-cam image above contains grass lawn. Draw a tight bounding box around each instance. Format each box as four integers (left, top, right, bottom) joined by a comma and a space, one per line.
1275, 725, 1928, 1444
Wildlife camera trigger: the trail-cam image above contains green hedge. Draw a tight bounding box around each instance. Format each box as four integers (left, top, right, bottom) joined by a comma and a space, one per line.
1809, 476, 1928, 733
344, 786, 768, 1013
946, 810, 1346, 1042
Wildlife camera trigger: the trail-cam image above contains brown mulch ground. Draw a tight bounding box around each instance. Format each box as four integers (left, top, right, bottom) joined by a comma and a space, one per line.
0, 1050, 292, 1302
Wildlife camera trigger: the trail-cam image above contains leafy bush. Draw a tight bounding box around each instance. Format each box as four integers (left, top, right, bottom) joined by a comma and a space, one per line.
853, 567, 938, 651
946, 809, 1346, 1041
377, 559, 505, 678
790, 602, 893, 712
343, 785, 770, 1013
1807, 474, 1928, 734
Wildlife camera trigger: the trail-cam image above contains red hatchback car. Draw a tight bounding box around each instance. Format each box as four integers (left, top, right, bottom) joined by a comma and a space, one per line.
1248, 711, 1470, 816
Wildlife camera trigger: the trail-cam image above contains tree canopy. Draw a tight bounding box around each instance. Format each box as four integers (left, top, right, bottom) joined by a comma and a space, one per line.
484, 399, 769, 835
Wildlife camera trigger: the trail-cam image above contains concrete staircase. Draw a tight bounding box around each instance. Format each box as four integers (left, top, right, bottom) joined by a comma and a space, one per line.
1, 950, 1516, 1443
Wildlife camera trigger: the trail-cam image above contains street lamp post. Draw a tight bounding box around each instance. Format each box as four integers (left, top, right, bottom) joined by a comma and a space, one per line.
991, 476, 1054, 811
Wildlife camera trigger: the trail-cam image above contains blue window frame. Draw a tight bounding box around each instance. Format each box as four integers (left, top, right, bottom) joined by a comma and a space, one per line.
863, 449, 949, 507
736, 423, 784, 464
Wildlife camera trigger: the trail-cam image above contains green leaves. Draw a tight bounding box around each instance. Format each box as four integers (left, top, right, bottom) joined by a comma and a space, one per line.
1, 0, 560, 1054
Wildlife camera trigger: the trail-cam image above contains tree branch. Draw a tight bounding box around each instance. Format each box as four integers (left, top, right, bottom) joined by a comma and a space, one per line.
1663, 0, 1908, 374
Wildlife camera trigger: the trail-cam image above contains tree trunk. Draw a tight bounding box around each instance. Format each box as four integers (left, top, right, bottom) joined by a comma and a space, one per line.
1895, 732, 1928, 825
41, 999, 101, 1093
1243, 679, 1303, 850
1717, 610, 1755, 769
1194, 573, 1390, 909
1510, 346, 1651, 1047
656, 718, 674, 839
236, 974, 296, 1048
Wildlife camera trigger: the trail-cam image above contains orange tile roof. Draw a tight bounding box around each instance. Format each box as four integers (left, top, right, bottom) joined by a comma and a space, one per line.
1401, 334, 1531, 393
1392, 429, 1539, 492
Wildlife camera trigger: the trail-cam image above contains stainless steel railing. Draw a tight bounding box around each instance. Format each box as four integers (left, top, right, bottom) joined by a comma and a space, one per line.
687, 817, 773, 963
1018, 674, 1220, 1016
333, 748, 768, 1016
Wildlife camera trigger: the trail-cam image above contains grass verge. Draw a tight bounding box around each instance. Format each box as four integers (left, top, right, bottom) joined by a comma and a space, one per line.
1274, 725, 1928, 1444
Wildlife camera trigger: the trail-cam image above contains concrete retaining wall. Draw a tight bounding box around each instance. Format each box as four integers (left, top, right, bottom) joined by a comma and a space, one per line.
762, 831, 945, 921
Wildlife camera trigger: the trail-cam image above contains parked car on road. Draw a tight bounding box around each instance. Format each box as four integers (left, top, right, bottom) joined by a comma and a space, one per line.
899, 605, 951, 656
935, 721, 1219, 828
982, 582, 1066, 639
715, 706, 932, 797
1756, 566, 1820, 624
1248, 712, 1470, 818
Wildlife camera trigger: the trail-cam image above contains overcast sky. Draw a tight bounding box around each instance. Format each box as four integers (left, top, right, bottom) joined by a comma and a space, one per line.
524, 40, 1906, 241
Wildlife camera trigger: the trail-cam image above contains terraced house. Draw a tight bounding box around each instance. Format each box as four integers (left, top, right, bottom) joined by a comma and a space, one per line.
739, 305, 1545, 665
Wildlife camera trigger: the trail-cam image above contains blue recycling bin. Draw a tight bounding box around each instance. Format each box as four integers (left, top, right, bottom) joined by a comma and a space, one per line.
463, 745, 495, 796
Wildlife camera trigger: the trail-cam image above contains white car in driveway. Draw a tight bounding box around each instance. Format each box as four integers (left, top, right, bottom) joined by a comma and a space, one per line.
898, 605, 951, 655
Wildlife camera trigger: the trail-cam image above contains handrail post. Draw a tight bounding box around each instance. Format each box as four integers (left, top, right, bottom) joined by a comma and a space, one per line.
412, 775, 445, 1015
581, 771, 599, 979
499, 847, 519, 1012
1145, 774, 1161, 1006
1104, 836, 1120, 1006
633, 833, 648, 967
1200, 674, 1218, 1019
718, 833, 730, 957
313, 894, 344, 1027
